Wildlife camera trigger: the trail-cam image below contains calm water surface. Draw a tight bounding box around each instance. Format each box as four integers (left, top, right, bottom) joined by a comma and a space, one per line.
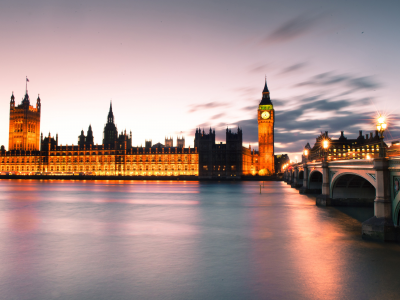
0, 180, 399, 300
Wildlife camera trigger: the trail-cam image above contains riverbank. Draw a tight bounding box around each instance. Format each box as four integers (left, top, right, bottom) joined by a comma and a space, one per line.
0, 174, 282, 181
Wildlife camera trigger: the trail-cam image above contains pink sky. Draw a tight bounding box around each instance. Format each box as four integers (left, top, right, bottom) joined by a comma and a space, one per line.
1, 0, 399, 159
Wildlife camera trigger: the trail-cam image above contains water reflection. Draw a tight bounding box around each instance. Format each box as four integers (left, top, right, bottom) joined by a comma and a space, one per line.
0, 180, 399, 300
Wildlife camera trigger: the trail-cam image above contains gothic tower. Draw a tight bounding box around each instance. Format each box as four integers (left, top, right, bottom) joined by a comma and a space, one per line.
86, 125, 94, 146
103, 102, 118, 146
257, 78, 275, 175
9, 87, 41, 151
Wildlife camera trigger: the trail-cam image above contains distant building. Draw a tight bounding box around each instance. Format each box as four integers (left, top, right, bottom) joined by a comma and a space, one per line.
165, 137, 173, 147
0, 79, 280, 178
304, 130, 386, 162
177, 136, 185, 148
194, 127, 244, 178
9, 91, 41, 151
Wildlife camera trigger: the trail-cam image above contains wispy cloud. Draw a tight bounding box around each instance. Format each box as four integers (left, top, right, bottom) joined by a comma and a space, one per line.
188, 102, 225, 113
280, 62, 307, 74
210, 113, 225, 120
264, 13, 324, 44
296, 72, 381, 90
248, 63, 270, 73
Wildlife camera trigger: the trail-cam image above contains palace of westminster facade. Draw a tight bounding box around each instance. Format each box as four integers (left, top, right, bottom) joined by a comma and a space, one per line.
0, 81, 278, 178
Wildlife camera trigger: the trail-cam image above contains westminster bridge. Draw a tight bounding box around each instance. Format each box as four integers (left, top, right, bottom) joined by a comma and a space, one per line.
283, 157, 400, 242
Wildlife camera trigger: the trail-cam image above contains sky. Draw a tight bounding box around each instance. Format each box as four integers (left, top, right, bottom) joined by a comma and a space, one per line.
1, 0, 399, 159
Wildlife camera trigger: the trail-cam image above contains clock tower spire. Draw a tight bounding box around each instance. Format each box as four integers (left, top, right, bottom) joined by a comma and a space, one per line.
257, 77, 275, 175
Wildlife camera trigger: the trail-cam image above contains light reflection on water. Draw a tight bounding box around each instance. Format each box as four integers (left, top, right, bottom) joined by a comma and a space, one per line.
0, 179, 399, 300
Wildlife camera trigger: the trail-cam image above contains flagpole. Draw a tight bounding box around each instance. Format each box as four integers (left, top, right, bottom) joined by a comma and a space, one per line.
26, 76, 27, 94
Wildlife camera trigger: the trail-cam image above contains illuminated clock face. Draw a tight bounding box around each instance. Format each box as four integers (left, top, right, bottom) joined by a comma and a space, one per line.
261, 111, 270, 119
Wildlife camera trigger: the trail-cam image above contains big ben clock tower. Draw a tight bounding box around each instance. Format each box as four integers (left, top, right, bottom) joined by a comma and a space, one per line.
258, 78, 275, 175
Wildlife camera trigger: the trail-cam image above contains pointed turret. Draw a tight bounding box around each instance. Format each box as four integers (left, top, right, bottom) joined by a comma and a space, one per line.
36, 94, 41, 111
108, 101, 114, 123
259, 77, 273, 106
78, 129, 86, 147
86, 124, 94, 146
262, 78, 269, 93
10, 92, 15, 108
22, 92, 30, 105
103, 102, 118, 146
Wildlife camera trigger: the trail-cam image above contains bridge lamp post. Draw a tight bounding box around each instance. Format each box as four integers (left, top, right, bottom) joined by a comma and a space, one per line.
303, 149, 308, 162
376, 116, 387, 158
322, 140, 329, 162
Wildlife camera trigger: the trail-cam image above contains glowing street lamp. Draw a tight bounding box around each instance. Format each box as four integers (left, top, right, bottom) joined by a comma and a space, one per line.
322, 139, 329, 162
377, 115, 387, 158
303, 148, 309, 162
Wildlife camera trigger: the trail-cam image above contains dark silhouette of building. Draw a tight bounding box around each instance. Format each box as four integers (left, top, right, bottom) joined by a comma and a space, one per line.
103, 102, 118, 146
194, 127, 243, 178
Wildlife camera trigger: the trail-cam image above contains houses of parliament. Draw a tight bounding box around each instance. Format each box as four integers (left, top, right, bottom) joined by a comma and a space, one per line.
0, 80, 282, 178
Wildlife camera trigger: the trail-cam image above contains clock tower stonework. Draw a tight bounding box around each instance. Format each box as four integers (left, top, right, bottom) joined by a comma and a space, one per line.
257, 79, 275, 175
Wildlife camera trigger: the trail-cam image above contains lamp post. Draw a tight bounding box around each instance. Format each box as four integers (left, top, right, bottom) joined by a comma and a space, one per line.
376, 115, 387, 158
303, 149, 308, 162
322, 140, 329, 162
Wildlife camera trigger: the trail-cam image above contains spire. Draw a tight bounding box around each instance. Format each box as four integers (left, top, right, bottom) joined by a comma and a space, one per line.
22, 93, 30, 105
259, 77, 272, 106
11, 92, 15, 101
107, 101, 114, 123
263, 76, 269, 94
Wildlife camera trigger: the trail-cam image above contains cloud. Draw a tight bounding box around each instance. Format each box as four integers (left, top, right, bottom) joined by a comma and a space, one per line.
349, 77, 380, 90
296, 72, 381, 91
234, 86, 259, 96
243, 104, 258, 111
249, 64, 270, 73
192, 71, 384, 157
210, 113, 225, 120
265, 13, 323, 43
188, 102, 225, 113
280, 63, 307, 74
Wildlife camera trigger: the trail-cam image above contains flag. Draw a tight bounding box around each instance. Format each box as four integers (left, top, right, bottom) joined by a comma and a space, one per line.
26, 78, 29, 82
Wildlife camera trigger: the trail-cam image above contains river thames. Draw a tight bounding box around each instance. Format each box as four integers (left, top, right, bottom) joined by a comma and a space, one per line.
0, 179, 399, 300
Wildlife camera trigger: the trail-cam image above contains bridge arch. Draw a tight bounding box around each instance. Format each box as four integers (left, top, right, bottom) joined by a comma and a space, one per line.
308, 170, 322, 193
330, 173, 376, 206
